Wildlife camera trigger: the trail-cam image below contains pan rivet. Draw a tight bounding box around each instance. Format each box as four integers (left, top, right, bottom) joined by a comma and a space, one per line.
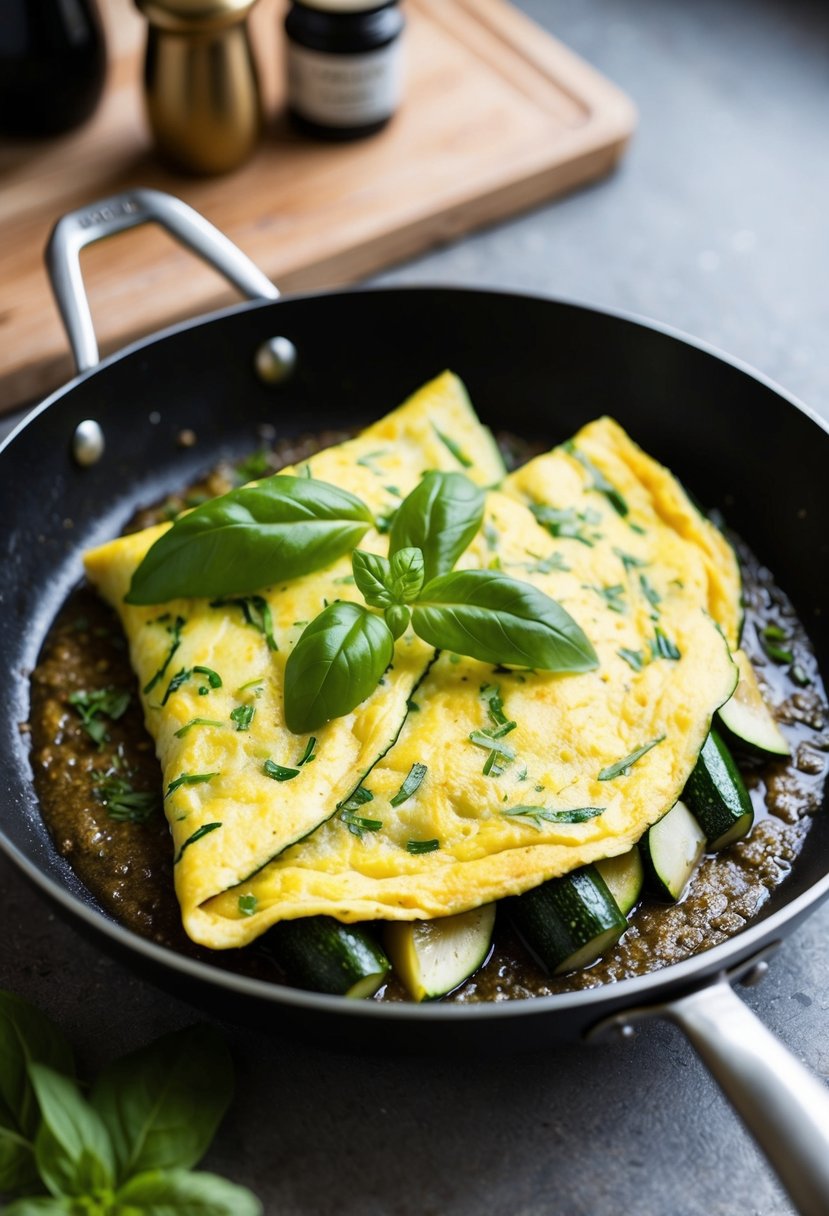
618, 1023, 636, 1040
72, 419, 105, 466
740, 960, 769, 988
255, 336, 297, 384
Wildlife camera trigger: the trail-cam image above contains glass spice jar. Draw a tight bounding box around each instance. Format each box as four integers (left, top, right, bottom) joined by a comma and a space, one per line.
284, 1, 404, 141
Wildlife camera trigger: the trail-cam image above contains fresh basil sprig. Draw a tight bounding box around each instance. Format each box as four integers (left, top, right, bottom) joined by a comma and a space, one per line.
284, 474, 597, 733
389, 470, 484, 583
0, 989, 261, 1216
126, 475, 373, 604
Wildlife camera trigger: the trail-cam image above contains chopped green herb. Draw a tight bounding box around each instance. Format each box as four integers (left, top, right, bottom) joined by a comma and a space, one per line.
526, 551, 570, 574
91, 772, 159, 823
406, 838, 440, 855
340, 786, 373, 811
760, 624, 793, 664
333, 574, 357, 586
480, 682, 509, 728
194, 665, 222, 688
502, 805, 605, 829
212, 595, 277, 652
230, 704, 255, 732
143, 615, 185, 694
639, 574, 661, 615
651, 626, 681, 661
530, 503, 598, 546
235, 447, 271, 483
263, 759, 299, 782
355, 449, 387, 473
598, 736, 665, 781
433, 426, 473, 468
585, 583, 626, 613
236, 677, 265, 696
384, 485, 402, 498
296, 736, 318, 766
566, 444, 628, 516
629, 522, 647, 535
468, 731, 516, 759
484, 521, 499, 551
68, 687, 130, 747
390, 762, 428, 807
613, 548, 648, 572
407, 698, 421, 713
174, 717, 224, 738
238, 893, 258, 916
340, 810, 384, 835
175, 821, 222, 863
790, 663, 811, 687
482, 750, 501, 777
162, 665, 222, 705
164, 773, 216, 802
617, 647, 646, 672
516, 765, 528, 781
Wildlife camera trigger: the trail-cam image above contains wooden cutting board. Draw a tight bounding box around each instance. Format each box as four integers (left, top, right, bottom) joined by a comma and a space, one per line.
0, 0, 635, 413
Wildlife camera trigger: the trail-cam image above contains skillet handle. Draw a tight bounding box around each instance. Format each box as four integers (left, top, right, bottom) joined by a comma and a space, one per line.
665, 981, 829, 1216
46, 188, 279, 374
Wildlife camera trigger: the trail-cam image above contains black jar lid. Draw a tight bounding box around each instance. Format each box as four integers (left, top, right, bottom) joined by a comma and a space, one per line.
293, 1, 396, 11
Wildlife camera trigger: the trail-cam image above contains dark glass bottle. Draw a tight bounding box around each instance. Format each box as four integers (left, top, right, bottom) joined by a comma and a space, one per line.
0, 0, 107, 137
284, 1, 404, 141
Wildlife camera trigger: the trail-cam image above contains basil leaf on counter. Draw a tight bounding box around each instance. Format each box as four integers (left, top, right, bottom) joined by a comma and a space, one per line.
389, 472, 485, 584
126, 475, 374, 604
410, 570, 598, 671
90, 1024, 233, 1181
115, 1166, 262, 1216
30, 1064, 115, 1198
284, 602, 394, 734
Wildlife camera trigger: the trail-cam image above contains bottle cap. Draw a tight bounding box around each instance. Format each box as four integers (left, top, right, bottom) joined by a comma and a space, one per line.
136, 0, 258, 33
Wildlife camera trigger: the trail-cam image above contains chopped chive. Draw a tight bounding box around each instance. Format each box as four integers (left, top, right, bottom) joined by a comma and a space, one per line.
629, 522, 647, 535
143, 615, 186, 695
760, 624, 793, 663
340, 786, 373, 811
230, 704, 255, 732
598, 736, 665, 781
384, 485, 402, 498
212, 595, 277, 652
762, 623, 788, 641
296, 737, 317, 766
238, 893, 258, 916
340, 811, 384, 835
433, 426, 472, 468
502, 805, 605, 829
480, 683, 509, 727
483, 521, 499, 552
469, 731, 516, 759
263, 759, 299, 782
161, 668, 191, 706
355, 449, 387, 473
790, 663, 811, 687
651, 627, 681, 661
482, 750, 499, 777
174, 718, 224, 738
68, 687, 131, 747
194, 665, 222, 688
639, 574, 661, 615
390, 762, 428, 807
174, 821, 222, 863
617, 648, 646, 672
565, 444, 628, 516
91, 771, 159, 823
526, 551, 570, 574
406, 838, 440, 855
613, 548, 648, 572
530, 503, 597, 546
165, 772, 218, 799
236, 677, 265, 696
584, 583, 626, 613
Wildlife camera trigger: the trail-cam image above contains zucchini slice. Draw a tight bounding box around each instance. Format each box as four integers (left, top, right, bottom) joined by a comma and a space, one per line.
717, 649, 789, 756
267, 916, 390, 999
641, 800, 706, 901
682, 729, 754, 850
384, 904, 496, 1001
508, 866, 627, 975
595, 847, 644, 915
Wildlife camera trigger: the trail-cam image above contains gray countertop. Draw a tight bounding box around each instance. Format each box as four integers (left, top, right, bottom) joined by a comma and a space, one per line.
2, 2, 828, 1214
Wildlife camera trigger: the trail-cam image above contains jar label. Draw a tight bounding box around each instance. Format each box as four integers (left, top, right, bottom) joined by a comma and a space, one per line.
286, 40, 403, 128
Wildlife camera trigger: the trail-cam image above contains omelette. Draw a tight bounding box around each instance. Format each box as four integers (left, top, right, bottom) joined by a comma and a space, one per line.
84, 375, 740, 950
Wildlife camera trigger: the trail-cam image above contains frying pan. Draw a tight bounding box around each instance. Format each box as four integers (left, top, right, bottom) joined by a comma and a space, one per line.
1, 189, 828, 1215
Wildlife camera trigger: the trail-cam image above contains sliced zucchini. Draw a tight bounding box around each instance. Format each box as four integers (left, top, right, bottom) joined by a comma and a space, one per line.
508, 866, 627, 975
717, 649, 789, 756
384, 904, 496, 1001
641, 799, 706, 901
267, 916, 390, 999
595, 847, 644, 915
682, 728, 754, 850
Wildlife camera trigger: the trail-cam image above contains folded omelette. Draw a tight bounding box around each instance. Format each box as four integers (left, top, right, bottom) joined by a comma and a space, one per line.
84, 373, 740, 949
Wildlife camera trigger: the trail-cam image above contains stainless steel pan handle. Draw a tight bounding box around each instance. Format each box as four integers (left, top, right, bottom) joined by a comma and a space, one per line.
46, 188, 279, 374
592, 954, 829, 1216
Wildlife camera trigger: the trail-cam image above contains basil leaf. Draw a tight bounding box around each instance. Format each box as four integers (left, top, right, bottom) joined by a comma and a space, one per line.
2, 1199, 74, 1214
284, 603, 394, 733
351, 550, 393, 608
411, 571, 598, 671
388, 547, 425, 603
384, 604, 410, 640
389, 472, 484, 584
115, 1166, 262, 1216
126, 476, 374, 604
0, 1126, 38, 1196
0, 992, 74, 1145
29, 1064, 115, 1197
90, 1024, 233, 1182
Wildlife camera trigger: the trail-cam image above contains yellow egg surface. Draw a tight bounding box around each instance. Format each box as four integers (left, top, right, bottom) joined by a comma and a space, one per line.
82, 373, 505, 937
201, 420, 739, 948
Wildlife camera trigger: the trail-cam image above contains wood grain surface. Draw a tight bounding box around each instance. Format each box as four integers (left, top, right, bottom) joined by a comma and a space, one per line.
0, 0, 635, 413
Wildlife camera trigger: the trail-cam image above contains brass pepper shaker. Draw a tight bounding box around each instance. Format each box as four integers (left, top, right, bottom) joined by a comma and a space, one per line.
135, 0, 263, 175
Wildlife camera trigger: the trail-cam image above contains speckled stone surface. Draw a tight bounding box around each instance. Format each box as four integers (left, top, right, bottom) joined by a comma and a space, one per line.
1, 2, 828, 1214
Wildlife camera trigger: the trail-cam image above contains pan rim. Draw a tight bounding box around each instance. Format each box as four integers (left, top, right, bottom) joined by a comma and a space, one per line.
2, 282, 827, 1022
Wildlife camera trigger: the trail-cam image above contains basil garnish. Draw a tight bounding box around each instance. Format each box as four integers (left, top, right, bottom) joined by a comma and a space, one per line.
143, 615, 185, 695
174, 822, 222, 863
92, 771, 159, 822
230, 704, 255, 731
68, 687, 130, 747
284, 602, 394, 734
502, 805, 605, 829
126, 475, 374, 604
212, 596, 277, 652
389, 762, 428, 807
598, 736, 665, 781
165, 772, 217, 799
174, 718, 224, 738
263, 760, 299, 782
406, 838, 441, 855
389, 471, 484, 584
411, 570, 598, 671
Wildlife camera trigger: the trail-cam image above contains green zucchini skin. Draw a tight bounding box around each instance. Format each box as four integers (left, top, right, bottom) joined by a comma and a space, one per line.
641, 800, 706, 901
267, 916, 390, 998
682, 729, 754, 850
508, 866, 627, 975
595, 847, 644, 915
